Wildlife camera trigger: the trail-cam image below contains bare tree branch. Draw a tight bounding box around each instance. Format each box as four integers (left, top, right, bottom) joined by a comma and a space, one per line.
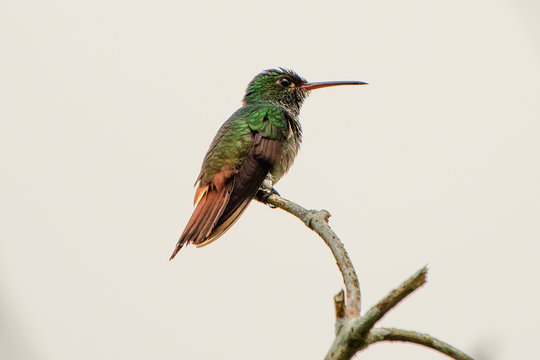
367, 328, 474, 360
257, 193, 473, 360
359, 266, 427, 332
324, 267, 428, 360
260, 193, 361, 318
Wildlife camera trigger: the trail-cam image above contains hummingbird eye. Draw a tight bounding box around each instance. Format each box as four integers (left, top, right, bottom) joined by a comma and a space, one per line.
278, 78, 291, 87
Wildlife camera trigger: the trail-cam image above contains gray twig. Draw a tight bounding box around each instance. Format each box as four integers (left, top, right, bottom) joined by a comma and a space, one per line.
261, 193, 361, 318
258, 193, 472, 360
367, 328, 474, 360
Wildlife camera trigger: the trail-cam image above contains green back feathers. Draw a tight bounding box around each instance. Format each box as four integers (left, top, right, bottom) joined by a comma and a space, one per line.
248, 106, 287, 140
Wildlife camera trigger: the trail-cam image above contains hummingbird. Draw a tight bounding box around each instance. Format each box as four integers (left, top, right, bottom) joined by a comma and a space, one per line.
170, 68, 366, 259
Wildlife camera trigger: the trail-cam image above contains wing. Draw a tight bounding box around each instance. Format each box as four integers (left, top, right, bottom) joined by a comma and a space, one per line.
196, 133, 282, 247
169, 106, 287, 259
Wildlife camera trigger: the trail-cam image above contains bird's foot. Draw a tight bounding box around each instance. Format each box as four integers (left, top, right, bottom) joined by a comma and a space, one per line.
255, 187, 280, 208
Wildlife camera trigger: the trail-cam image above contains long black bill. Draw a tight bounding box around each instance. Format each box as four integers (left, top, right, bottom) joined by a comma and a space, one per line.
300, 80, 368, 91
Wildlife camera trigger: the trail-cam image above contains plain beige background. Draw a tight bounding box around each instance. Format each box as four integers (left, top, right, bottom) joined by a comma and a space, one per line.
1, 1, 539, 359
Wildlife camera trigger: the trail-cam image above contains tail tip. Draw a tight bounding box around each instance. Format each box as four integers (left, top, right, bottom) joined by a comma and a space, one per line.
169, 248, 180, 261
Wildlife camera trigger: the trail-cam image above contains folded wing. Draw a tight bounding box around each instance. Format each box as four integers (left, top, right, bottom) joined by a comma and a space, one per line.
169, 133, 281, 259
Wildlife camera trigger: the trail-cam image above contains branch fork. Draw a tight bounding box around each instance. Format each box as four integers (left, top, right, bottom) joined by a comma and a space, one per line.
258, 193, 473, 360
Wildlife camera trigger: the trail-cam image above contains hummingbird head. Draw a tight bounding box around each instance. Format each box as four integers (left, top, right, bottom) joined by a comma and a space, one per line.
243, 68, 308, 116
243, 68, 367, 116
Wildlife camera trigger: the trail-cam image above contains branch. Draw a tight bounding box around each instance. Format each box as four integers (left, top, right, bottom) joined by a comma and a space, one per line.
367, 328, 474, 360
333, 290, 346, 335
359, 266, 427, 332
257, 193, 472, 360
261, 193, 361, 318
324, 267, 428, 360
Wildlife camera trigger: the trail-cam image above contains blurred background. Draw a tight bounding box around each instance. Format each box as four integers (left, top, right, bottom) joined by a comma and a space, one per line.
1, 1, 539, 359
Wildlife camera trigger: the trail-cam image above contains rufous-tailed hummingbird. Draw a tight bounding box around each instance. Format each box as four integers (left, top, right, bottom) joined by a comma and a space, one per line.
170, 68, 366, 259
